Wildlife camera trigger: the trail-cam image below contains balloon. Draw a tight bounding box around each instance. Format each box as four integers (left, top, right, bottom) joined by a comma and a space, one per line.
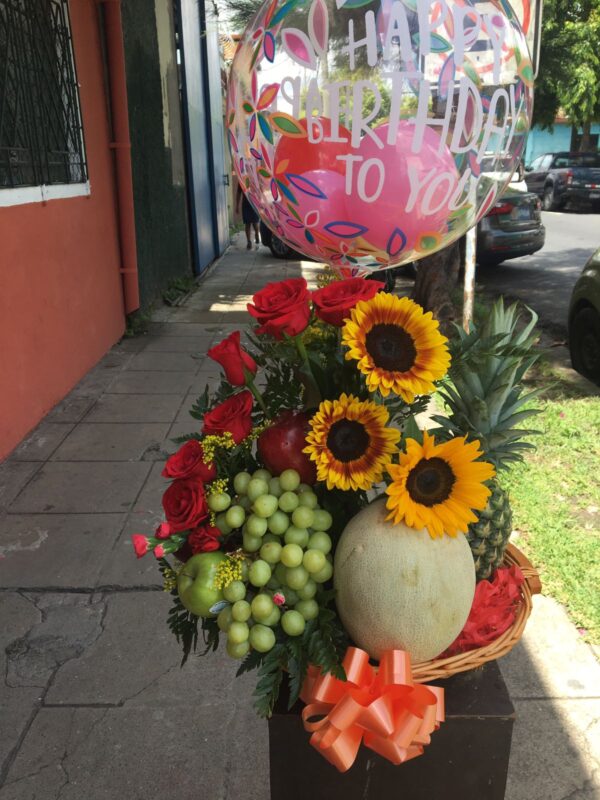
227, 0, 534, 273
275, 117, 352, 176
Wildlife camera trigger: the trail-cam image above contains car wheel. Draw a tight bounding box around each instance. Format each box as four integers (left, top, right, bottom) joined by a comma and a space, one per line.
269, 235, 293, 259
569, 306, 600, 384
477, 256, 505, 268
367, 270, 396, 292
542, 184, 563, 211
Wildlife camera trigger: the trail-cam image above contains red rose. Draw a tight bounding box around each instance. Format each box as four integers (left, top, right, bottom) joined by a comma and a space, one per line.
247, 278, 311, 340
188, 524, 222, 554
161, 440, 217, 482
312, 277, 384, 327
207, 331, 257, 386
162, 478, 208, 533
203, 391, 253, 444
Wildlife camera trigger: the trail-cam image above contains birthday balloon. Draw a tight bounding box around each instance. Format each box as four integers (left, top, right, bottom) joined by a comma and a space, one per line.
227, 0, 534, 273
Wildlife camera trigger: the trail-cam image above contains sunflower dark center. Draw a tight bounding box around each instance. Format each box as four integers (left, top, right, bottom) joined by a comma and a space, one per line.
326, 420, 370, 463
365, 324, 417, 372
406, 457, 455, 507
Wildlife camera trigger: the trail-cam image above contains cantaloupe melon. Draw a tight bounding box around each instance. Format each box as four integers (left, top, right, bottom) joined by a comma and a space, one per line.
334, 498, 475, 662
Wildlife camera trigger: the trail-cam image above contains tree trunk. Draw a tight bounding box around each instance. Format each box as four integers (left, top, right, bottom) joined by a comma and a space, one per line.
580, 121, 592, 151
412, 240, 461, 329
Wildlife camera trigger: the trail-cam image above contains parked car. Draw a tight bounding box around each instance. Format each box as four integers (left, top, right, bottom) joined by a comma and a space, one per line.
476, 174, 545, 267
568, 247, 600, 384
260, 221, 296, 260
524, 152, 600, 211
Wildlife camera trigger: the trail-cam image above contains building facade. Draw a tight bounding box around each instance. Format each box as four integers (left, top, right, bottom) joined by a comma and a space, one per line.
525, 121, 600, 164
0, 0, 229, 459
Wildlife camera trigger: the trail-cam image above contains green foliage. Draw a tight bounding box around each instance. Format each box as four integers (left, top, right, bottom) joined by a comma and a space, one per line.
124, 307, 154, 338
503, 386, 600, 643
162, 275, 197, 307
239, 591, 348, 719
534, 0, 600, 135
247, 331, 305, 414
253, 644, 287, 718
165, 594, 201, 666
200, 616, 221, 655
432, 299, 542, 471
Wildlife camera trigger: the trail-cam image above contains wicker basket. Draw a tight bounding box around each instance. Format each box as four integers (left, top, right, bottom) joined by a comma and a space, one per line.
412, 543, 542, 683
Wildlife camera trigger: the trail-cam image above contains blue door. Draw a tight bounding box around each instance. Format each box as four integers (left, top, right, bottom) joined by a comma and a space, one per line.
204, 3, 230, 254
177, 0, 229, 274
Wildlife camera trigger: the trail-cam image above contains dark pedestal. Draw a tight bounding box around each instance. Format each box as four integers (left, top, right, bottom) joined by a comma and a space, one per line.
269, 661, 515, 800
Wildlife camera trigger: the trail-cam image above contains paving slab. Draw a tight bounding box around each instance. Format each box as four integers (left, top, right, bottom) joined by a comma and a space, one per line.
500, 596, 600, 699
69, 351, 133, 397
139, 335, 214, 353
0, 514, 125, 588
0, 593, 43, 774
0, 703, 268, 800
8, 462, 152, 514
97, 511, 164, 588
506, 698, 600, 800
10, 423, 75, 462
84, 393, 184, 423
108, 370, 196, 395
6, 593, 106, 690
43, 396, 96, 424
126, 350, 200, 372
45, 592, 256, 706
0, 462, 41, 514
147, 322, 222, 337
50, 423, 171, 462
169, 308, 226, 323
132, 462, 168, 517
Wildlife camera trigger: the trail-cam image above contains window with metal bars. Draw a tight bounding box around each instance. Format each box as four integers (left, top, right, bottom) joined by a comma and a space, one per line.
0, 0, 88, 190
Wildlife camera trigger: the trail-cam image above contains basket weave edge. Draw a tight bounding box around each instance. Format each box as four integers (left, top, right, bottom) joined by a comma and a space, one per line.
411, 543, 541, 683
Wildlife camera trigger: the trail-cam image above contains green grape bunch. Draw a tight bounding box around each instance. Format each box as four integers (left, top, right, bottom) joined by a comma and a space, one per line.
208, 468, 334, 659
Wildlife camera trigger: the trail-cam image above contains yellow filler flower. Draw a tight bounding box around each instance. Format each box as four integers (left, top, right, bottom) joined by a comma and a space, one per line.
304, 393, 400, 491
386, 432, 495, 538
342, 293, 450, 402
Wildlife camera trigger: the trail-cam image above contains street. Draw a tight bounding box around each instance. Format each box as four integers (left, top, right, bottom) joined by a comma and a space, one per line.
476, 210, 599, 334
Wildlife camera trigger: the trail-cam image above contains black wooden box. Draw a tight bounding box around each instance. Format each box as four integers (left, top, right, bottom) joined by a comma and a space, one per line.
269, 661, 514, 800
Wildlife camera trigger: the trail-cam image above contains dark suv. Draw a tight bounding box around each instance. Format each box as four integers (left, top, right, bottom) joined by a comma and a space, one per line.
525, 152, 600, 210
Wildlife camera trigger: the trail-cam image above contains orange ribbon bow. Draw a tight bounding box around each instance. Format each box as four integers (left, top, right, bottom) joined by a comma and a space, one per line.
300, 647, 445, 772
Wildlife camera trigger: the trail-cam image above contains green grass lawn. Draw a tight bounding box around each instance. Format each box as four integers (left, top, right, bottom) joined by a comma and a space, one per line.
503, 360, 600, 644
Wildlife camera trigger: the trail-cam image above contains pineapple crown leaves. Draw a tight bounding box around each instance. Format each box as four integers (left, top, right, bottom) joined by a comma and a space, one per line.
432, 298, 541, 472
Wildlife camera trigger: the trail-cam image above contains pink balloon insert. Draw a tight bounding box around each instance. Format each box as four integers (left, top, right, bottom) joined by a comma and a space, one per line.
348, 123, 458, 256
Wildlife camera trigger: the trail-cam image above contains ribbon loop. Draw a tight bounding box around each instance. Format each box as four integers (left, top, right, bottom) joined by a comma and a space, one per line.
301, 647, 444, 773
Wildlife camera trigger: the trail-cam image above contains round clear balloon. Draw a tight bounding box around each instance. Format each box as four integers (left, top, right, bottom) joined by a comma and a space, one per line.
227, 0, 534, 274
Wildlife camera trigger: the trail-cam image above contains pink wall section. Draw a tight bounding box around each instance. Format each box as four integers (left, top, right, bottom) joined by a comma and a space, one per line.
0, 1, 126, 460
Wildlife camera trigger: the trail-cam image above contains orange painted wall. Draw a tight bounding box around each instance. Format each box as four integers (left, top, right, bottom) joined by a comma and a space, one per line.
0, 1, 126, 460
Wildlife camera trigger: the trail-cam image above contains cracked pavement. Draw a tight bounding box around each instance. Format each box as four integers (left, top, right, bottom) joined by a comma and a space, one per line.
1, 237, 599, 799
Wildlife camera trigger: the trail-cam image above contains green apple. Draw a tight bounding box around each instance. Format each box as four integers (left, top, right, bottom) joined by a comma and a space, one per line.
177, 552, 227, 617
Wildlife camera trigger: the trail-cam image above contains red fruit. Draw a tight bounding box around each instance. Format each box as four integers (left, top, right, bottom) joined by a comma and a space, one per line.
257, 411, 316, 485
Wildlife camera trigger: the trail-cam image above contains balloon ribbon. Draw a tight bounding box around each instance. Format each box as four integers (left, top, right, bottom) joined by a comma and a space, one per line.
300, 646, 444, 772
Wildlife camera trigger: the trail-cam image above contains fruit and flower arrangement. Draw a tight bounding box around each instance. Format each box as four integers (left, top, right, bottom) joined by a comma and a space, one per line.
132, 274, 540, 770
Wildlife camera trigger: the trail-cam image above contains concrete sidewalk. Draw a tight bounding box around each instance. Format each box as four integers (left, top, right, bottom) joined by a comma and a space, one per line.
1, 235, 598, 799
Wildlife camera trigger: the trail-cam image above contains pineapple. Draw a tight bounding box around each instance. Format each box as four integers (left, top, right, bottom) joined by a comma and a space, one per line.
432, 299, 540, 580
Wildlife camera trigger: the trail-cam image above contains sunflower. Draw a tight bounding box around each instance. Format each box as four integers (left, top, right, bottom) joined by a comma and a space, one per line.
342, 293, 450, 403
304, 393, 400, 491
385, 432, 495, 539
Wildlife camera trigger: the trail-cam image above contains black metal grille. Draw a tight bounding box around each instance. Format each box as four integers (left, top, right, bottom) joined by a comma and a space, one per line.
0, 0, 88, 189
